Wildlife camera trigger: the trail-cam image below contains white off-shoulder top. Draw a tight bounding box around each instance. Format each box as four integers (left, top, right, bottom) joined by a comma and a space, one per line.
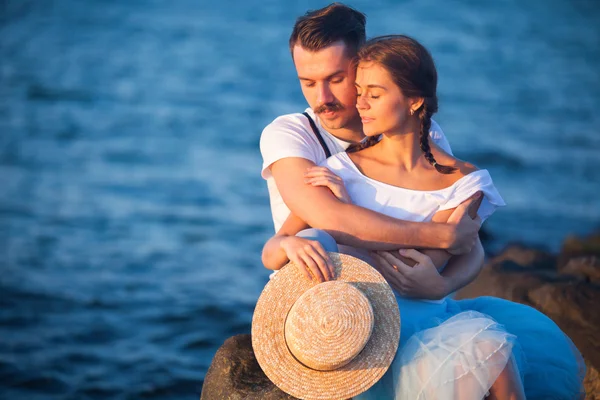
321, 152, 506, 224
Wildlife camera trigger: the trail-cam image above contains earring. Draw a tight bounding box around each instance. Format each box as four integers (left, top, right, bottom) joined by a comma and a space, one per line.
410, 109, 414, 116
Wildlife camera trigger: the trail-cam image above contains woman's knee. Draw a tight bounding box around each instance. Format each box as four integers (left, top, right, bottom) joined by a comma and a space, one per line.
296, 228, 338, 252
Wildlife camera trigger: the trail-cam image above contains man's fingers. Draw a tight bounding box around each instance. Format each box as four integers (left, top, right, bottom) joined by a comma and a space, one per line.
447, 192, 483, 225
448, 198, 471, 223
467, 191, 483, 219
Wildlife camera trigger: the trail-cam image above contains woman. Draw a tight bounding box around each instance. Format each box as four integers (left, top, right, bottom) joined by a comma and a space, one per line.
263, 35, 585, 399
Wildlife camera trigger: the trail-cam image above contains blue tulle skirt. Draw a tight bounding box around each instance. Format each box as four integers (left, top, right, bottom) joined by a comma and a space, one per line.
355, 295, 585, 400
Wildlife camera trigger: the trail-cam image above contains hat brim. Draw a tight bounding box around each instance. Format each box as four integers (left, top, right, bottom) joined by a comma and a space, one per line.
252, 252, 400, 400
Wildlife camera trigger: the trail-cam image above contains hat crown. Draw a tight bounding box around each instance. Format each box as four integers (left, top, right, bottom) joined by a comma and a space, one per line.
284, 280, 374, 371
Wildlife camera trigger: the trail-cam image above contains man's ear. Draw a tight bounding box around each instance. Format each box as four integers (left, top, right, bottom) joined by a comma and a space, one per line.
409, 97, 425, 114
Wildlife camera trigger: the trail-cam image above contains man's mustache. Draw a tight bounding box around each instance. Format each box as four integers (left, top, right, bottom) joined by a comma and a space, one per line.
314, 102, 344, 114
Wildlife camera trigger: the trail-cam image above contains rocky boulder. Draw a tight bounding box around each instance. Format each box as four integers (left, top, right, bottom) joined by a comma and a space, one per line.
200, 334, 297, 400
456, 233, 600, 399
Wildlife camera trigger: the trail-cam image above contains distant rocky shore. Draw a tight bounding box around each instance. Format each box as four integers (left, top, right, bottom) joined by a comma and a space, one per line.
201, 233, 600, 399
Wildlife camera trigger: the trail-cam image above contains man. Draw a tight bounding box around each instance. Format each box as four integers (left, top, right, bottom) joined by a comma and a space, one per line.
259, 3, 484, 299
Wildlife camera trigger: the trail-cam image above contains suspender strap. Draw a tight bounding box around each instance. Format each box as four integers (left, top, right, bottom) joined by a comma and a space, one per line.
302, 112, 332, 158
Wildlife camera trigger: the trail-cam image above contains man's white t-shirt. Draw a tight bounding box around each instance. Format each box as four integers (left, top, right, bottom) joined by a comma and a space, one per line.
260, 107, 453, 232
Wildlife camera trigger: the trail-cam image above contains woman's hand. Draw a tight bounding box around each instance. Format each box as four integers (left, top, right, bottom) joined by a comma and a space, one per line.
280, 236, 335, 283
304, 167, 351, 204
370, 249, 449, 300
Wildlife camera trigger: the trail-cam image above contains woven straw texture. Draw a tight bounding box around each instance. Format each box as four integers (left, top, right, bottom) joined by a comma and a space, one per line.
252, 253, 400, 400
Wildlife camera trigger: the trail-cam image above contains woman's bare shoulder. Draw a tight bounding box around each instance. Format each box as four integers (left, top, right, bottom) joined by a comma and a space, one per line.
430, 142, 479, 178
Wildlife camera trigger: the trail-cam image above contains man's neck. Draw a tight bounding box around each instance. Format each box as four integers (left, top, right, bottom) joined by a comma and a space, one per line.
318, 115, 365, 144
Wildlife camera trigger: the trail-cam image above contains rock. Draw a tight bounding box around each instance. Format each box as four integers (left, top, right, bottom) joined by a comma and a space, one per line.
586, 366, 600, 400
556, 234, 600, 284
456, 232, 600, 399
200, 334, 297, 400
560, 256, 600, 283
488, 243, 555, 270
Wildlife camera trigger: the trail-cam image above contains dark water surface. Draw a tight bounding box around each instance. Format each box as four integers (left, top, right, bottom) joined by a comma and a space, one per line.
1, 0, 599, 398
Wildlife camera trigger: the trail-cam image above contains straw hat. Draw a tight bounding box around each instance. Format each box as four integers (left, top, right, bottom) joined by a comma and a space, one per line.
252, 252, 400, 400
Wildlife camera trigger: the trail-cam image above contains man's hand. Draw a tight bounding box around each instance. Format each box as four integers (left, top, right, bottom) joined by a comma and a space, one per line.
280, 236, 335, 282
446, 192, 482, 255
370, 249, 449, 300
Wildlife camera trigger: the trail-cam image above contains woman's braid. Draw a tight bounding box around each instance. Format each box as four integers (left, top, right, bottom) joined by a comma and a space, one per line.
418, 103, 456, 174
347, 134, 382, 153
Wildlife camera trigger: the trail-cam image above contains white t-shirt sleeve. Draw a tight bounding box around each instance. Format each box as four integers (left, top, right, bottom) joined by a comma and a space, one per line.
438, 170, 506, 223
429, 119, 453, 156
260, 115, 320, 179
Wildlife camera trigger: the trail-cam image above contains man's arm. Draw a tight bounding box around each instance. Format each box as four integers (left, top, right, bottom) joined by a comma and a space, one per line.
270, 157, 479, 253
392, 191, 483, 270
440, 238, 484, 294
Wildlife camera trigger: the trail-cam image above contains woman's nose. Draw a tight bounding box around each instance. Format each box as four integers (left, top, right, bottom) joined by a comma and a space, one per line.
356, 95, 368, 110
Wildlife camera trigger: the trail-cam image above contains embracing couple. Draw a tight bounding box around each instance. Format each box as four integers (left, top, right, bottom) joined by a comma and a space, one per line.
253, 3, 585, 399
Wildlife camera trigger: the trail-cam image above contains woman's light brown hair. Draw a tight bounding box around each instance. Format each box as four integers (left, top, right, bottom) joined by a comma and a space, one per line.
348, 35, 457, 174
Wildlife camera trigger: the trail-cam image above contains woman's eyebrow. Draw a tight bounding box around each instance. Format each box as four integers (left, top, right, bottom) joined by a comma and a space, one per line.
355, 83, 387, 90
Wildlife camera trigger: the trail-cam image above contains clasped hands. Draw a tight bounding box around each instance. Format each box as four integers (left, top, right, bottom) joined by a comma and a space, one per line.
370, 249, 449, 300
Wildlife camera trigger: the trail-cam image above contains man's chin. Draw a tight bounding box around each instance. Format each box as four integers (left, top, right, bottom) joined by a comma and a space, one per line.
318, 112, 347, 130
320, 119, 346, 131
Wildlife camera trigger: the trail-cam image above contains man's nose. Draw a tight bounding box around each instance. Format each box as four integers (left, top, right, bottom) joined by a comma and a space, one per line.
316, 83, 334, 106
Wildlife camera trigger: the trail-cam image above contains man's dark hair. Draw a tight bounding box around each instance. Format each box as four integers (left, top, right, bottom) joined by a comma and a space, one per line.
289, 3, 366, 58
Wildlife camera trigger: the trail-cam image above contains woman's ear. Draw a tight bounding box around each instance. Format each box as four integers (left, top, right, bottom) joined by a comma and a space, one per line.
409, 97, 425, 114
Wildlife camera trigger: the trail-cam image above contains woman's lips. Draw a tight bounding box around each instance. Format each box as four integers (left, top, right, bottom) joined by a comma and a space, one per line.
361, 117, 374, 123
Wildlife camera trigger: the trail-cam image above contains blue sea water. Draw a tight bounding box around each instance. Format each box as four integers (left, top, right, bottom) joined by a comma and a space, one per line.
0, 0, 598, 398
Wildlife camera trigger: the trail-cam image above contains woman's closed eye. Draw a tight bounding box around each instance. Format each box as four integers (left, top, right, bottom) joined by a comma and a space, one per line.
357, 92, 380, 99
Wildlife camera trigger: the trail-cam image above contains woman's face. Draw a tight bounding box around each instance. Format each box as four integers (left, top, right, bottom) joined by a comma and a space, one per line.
355, 61, 415, 137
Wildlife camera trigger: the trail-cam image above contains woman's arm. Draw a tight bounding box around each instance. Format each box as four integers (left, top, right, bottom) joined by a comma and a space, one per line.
261, 213, 308, 271
261, 212, 334, 282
